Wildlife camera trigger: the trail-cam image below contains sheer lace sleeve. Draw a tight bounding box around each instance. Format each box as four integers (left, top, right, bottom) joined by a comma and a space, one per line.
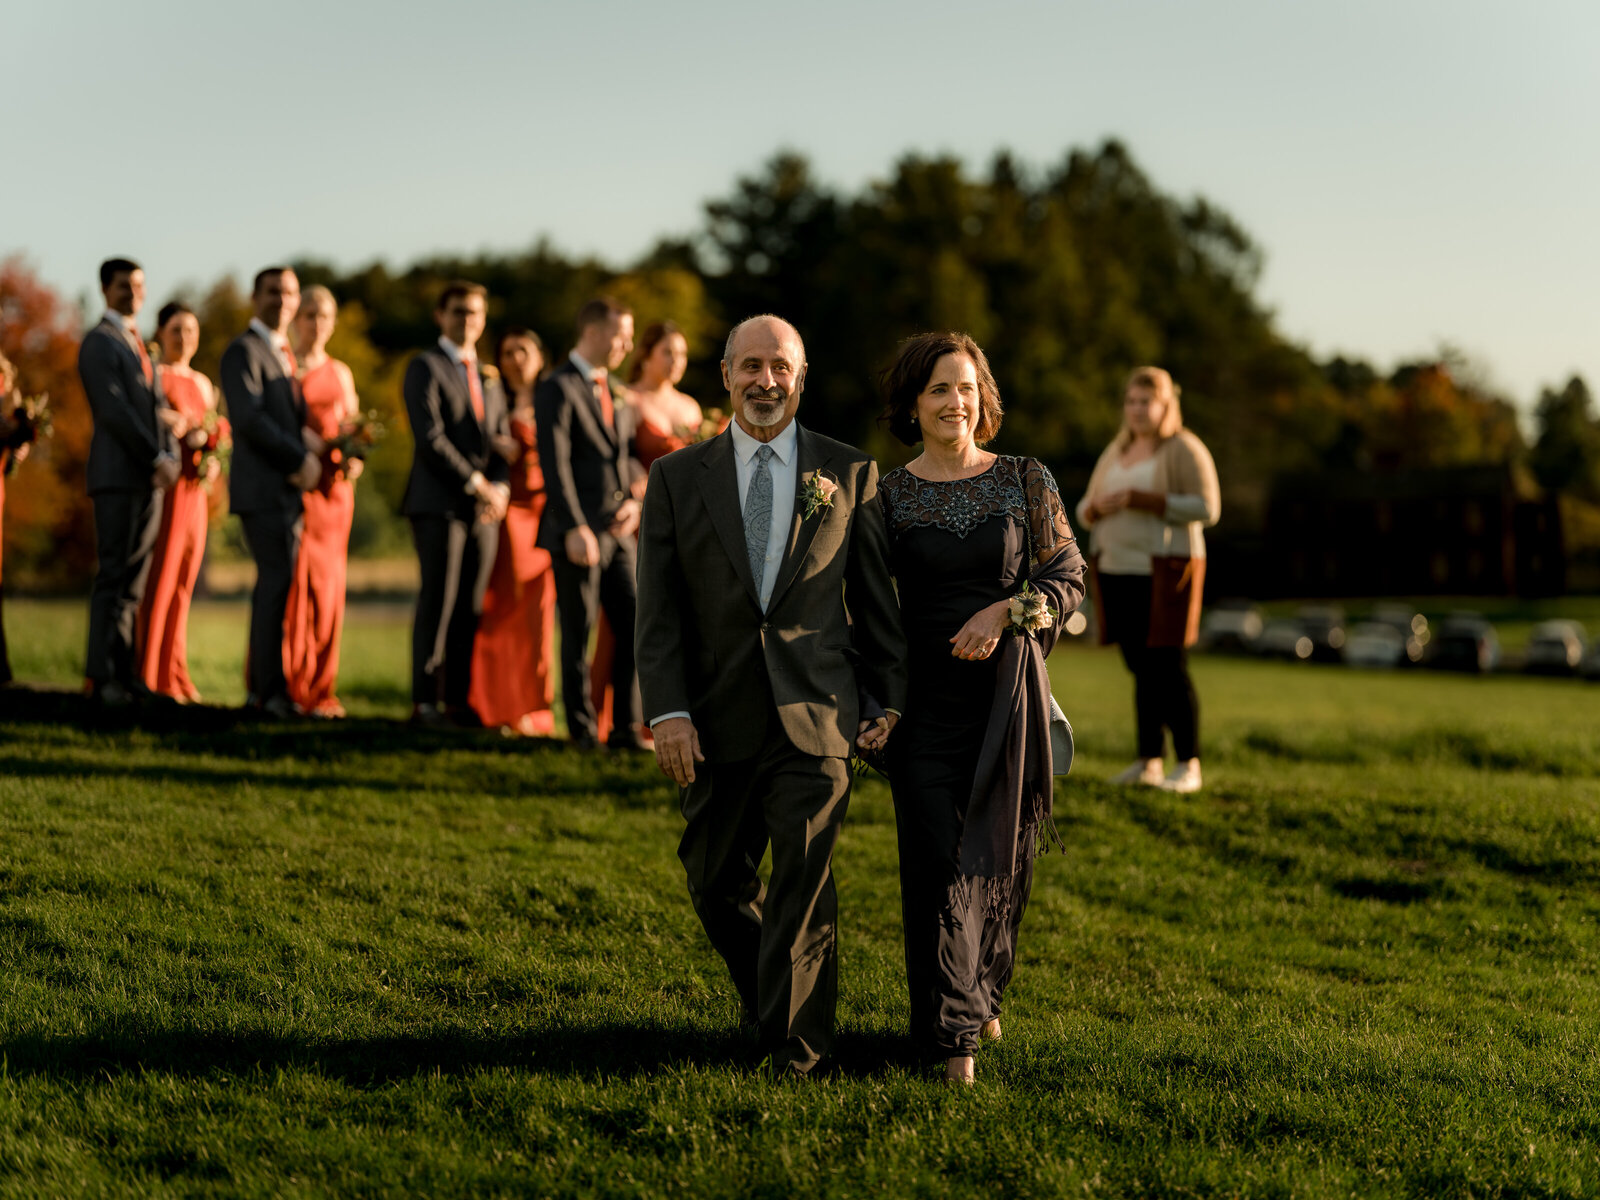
1020, 458, 1078, 565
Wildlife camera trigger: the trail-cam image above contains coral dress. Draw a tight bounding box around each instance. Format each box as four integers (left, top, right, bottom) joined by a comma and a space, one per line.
136, 368, 214, 701
0, 443, 12, 686
470, 411, 556, 733
591, 414, 694, 742
284, 359, 356, 715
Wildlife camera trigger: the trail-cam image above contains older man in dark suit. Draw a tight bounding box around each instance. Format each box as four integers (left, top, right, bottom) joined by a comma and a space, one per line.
535, 297, 643, 749
78, 257, 180, 704
221, 266, 321, 718
401, 280, 510, 726
636, 314, 907, 1076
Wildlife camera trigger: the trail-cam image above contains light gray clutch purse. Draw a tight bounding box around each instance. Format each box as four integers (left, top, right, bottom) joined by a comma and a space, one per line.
1049, 693, 1074, 776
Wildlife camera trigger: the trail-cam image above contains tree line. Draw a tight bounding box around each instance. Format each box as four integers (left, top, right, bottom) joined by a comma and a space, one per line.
2, 139, 1596, 590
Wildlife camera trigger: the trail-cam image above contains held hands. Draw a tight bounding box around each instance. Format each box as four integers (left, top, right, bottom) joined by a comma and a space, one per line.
151, 456, 181, 489
653, 716, 704, 787
476, 483, 510, 524
1092, 489, 1131, 518
855, 712, 899, 752
289, 453, 322, 491
608, 498, 641, 540
950, 599, 1010, 661
301, 427, 328, 457
565, 524, 601, 567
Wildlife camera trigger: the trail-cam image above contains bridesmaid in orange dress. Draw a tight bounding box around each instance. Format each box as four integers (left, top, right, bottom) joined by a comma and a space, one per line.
284, 285, 361, 718
591, 322, 709, 742
137, 303, 224, 701
470, 328, 557, 734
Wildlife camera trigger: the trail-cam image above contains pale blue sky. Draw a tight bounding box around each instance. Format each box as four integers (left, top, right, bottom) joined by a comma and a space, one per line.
5, 0, 1596, 407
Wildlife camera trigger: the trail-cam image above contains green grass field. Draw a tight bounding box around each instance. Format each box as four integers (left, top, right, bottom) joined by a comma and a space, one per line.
2, 599, 1598, 1197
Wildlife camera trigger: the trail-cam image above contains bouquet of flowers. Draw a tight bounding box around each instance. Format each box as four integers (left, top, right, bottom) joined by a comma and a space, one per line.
677, 407, 727, 444
195, 408, 232, 482
328, 409, 385, 467
1005, 581, 1057, 635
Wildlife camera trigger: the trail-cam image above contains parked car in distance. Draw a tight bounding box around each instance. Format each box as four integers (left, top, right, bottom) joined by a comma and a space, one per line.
1429, 613, 1501, 674
1369, 603, 1430, 664
1296, 605, 1347, 663
1523, 619, 1588, 675
1200, 599, 1265, 653
1580, 644, 1600, 682
1257, 618, 1314, 661
1343, 621, 1408, 668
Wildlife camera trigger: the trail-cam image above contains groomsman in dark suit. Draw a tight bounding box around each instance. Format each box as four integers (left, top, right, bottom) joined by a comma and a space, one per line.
78, 257, 180, 704
535, 297, 644, 749
221, 266, 321, 718
401, 281, 510, 726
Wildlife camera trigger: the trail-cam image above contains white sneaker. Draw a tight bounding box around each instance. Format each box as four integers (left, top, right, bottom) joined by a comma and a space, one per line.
1108, 758, 1165, 786
1161, 759, 1202, 793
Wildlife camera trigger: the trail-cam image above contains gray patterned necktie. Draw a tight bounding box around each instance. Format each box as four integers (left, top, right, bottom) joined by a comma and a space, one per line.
744, 444, 775, 596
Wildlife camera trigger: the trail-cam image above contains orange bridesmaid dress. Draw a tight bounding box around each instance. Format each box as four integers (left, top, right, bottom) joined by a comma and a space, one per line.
284, 359, 356, 716
591, 415, 692, 743
136, 368, 215, 701
470, 413, 556, 734
0, 443, 12, 685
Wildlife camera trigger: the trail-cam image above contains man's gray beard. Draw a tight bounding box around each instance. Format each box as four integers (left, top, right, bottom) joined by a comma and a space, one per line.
742, 395, 786, 428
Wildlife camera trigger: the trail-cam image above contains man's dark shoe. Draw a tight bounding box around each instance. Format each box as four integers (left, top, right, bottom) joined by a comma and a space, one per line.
94, 681, 134, 708
258, 694, 299, 721
410, 703, 448, 728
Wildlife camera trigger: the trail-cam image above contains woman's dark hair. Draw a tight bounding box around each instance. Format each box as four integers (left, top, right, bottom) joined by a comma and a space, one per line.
627, 320, 683, 384
156, 300, 196, 331
496, 326, 546, 366
879, 331, 1002, 447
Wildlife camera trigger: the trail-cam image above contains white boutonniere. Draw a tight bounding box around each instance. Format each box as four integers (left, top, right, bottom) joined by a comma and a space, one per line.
1006, 581, 1057, 635
801, 470, 839, 520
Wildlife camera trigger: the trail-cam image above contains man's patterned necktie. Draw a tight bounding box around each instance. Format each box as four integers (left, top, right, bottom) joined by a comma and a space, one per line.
744, 444, 774, 598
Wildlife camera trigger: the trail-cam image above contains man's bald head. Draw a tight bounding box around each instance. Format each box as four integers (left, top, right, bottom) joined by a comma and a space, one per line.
722, 314, 806, 368
720, 314, 808, 437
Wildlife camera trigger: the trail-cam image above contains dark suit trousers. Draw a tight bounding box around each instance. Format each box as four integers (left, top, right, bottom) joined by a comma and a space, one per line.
551, 534, 640, 743
411, 515, 498, 707
86, 487, 163, 687
678, 714, 853, 1075
239, 509, 304, 704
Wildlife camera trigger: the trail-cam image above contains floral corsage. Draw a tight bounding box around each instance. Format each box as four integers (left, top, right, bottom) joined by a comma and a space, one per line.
801, 470, 839, 520
1006, 581, 1057, 635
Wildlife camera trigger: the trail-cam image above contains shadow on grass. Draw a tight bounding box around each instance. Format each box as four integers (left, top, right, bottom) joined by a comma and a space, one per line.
0, 1022, 918, 1083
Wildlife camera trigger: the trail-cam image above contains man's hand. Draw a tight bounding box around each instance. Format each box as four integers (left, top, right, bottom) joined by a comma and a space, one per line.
608, 498, 641, 540
855, 711, 899, 752
652, 717, 704, 787
477, 483, 510, 524
157, 408, 189, 437
289, 453, 322, 491
301, 427, 327, 456
13, 442, 29, 466
565, 524, 600, 567
151, 456, 180, 489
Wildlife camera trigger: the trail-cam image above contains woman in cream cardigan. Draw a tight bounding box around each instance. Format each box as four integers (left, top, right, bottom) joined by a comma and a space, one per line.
1076, 366, 1219, 793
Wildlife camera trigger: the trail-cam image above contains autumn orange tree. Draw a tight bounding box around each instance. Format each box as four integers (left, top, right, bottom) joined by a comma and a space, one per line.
0, 257, 96, 589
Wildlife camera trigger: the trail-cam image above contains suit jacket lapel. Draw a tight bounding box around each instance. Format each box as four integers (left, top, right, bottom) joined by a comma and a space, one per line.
697, 428, 762, 609
767, 425, 830, 611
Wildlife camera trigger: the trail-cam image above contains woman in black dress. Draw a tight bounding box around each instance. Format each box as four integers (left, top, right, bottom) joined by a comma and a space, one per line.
878, 332, 1086, 1083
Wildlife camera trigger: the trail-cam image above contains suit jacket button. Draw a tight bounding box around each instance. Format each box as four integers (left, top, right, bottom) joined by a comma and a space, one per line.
613, 489, 625, 501
760, 622, 772, 632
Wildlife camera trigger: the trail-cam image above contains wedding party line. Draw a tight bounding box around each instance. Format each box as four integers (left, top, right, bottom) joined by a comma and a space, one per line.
1, 256, 1225, 1080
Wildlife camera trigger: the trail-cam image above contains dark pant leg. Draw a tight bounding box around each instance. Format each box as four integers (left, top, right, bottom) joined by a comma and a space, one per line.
86, 488, 162, 687
678, 756, 769, 1022
410, 516, 455, 705
1101, 573, 1164, 759
597, 536, 641, 743
551, 556, 600, 742
239, 509, 301, 704
441, 518, 498, 709
1151, 646, 1201, 760
757, 743, 853, 1074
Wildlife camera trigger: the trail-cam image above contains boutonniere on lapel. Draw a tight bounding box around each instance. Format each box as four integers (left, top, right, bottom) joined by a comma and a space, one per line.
479, 364, 500, 384
801, 470, 839, 520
